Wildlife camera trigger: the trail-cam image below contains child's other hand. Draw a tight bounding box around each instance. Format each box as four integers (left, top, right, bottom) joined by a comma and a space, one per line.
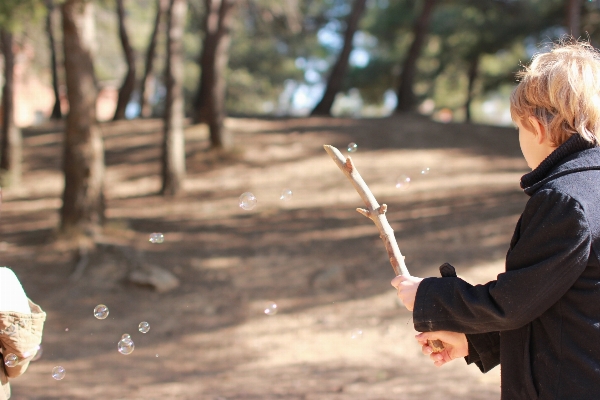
390, 275, 423, 311
416, 331, 469, 367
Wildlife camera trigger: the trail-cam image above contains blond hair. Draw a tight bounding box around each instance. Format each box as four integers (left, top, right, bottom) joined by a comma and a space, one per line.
510, 38, 600, 146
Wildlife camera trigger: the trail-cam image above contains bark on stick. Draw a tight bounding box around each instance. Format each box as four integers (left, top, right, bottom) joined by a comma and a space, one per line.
323, 145, 409, 277
323, 144, 444, 353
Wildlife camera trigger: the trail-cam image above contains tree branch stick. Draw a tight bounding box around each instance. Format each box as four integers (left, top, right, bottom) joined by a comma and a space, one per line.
323, 145, 409, 277
323, 144, 444, 353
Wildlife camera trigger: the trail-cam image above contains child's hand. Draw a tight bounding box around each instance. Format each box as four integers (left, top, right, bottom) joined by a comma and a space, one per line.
390, 275, 423, 311
416, 331, 469, 367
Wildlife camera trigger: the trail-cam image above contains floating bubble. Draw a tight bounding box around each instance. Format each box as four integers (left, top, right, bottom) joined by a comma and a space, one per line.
156, 354, 159, 357
239, 192, 257, 211
350, 329, 363, 339
118, 337, 135, 355
149, 232, 164, 244
347, 142, 358, 153
52, 366, 66, 380
31, 345, 43, 362
139, 321, 150, 333
121, 333, 131, 340
4, 353, 18, 367
395, 175, 411, 190
264, 302, 278, 316
420, 167, 431, 175
94, 304, 109, 320
279, 189, 293, 201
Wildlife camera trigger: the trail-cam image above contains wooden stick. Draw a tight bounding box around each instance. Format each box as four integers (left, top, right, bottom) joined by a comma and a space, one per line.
323, 144, 445, 353
323, 145, 409, 276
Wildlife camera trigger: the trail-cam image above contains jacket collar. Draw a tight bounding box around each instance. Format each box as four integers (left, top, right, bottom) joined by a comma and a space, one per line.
520, 134, 600, 196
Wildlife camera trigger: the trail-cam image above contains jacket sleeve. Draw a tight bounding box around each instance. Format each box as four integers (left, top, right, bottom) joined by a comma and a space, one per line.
464, 332, 500, 372
413, 189, 591, 334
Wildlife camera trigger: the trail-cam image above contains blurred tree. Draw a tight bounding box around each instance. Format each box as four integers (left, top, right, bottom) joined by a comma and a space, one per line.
566, 0, 582, 38
60, 0, 105, 235
395, 0, 437, 112
311, 0, 367, 116
113, 0, 136, 120
139, 0, 168, 118
192, 0, 234, 149
45, 0, 62, 119
161, 0, 187, 195
0, 29, 22, 185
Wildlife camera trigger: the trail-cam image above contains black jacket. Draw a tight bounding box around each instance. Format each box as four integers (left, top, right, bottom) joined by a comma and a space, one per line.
413, 134, 600, 399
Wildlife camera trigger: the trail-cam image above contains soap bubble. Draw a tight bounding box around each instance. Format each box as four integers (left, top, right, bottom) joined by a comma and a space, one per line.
347, 142, 358, 153
52, 366, 66, 380
93, 304, 109, 320
350, 329, 363, 339
149, 232, 164, 244
239, 192, 257, 211
395, 175, 411, 190
279, 189, 293, 201
420, 167, 430, 175
139, 322, 150, 333
264, 302, 278, 316
31, 345, 43, 362
4, 353, 18, 367
118, 337, 135, 355
121, 333, 131, 340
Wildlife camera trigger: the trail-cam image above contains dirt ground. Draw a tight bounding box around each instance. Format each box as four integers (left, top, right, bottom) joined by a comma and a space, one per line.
1, 114, 529, 399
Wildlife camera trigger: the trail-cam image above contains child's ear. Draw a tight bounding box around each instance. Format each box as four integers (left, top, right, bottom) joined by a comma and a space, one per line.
528, 116, 547, 143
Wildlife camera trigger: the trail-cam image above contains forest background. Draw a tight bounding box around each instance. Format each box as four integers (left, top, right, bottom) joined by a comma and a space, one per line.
0, 0, 598, 399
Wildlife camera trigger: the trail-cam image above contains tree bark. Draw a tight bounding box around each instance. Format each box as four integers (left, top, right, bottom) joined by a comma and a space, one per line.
464, 55, 479, 123
192, 0, 235, 149
395, 0, 437, 113
60, 0, 105, 235
113, 0, 137, 120
161, 0, 187, 196
139, 0, 168, 118
566, 0, 582, 38
310, 0, 367, 116
46, 0, 63, 120
0, 29, 22, 186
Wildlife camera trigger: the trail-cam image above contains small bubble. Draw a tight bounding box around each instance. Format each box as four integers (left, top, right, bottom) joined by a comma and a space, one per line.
264, 302, 278, 316
94, 304, 109, 320
279, 189, 293, 201
239, 192, 257, 211
395, 175, 411, 190
139, 322, 150, 333
4, 353, 18, 367
65, 328, 69, 332
149, 232, 164, 244
347, 142, 358, 153
350, 329, 363, 339
156, 354, 159, 357
118, 337, 135, 355
52, 366, 66, 380
420, 167, 430, 175
121, 333, 131, 340
31, 345, 43, 362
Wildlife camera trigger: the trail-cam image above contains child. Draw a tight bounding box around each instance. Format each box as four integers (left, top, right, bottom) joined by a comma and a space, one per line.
0, 267, 45, 400
392, 39, 600, 399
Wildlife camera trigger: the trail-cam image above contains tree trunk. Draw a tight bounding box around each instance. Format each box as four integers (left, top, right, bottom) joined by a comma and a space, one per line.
0, 29, 22, 186
60, 0, 105, 236
113, 0, 137, 120
46, 0, 63, 120
192, 0, 235, 149
310, 0, 367, 116
161, 0, 187, 196
465, 56, 479, 123
139, 0, 168, 118
395, 0, 437, 113
566, 0, 582, 38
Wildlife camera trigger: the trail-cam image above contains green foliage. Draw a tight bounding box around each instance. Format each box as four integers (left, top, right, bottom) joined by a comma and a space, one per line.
0, 0, 45, 31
